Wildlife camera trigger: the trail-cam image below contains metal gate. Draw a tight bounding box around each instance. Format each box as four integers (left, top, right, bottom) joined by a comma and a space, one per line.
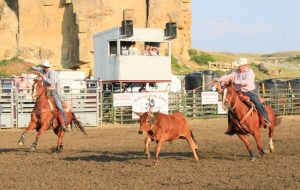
0, 79, 15, 128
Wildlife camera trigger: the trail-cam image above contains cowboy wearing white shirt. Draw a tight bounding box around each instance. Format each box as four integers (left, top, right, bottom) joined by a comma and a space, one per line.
32, 60, 70, 132
217, 58, 270, 135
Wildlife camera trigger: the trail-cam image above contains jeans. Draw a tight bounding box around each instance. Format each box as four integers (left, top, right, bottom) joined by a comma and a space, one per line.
51, 90, 66, 124
244, 91, 270, 122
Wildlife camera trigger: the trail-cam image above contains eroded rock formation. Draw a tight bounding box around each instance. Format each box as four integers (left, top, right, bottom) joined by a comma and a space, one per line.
0, 0, 191, 74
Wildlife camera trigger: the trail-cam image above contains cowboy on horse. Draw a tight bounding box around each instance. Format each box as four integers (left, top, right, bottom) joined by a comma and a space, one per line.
32, 60, 70, 132
215, 58, 271, 135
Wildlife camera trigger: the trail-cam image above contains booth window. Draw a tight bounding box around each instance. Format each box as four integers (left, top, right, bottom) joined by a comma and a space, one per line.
109, 41, 117, 55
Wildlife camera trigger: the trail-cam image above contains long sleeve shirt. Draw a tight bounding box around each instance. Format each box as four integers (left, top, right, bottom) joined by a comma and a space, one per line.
17, 79, 31, 90
218, 68, 256, 92
32, 66, 58, 90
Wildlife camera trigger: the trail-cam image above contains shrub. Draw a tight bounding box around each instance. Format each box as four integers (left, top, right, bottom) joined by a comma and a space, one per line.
191, 54, 215, 65
188, 49, 198, 58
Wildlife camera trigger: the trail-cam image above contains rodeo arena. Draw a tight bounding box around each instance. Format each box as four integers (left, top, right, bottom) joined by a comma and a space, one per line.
1, 23, 300, 189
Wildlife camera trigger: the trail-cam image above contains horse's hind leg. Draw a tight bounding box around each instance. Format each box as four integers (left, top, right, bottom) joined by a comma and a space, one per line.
269, 125, 275, 153
237, 134, 254, 160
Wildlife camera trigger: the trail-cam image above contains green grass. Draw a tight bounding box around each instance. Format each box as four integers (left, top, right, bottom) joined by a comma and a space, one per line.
0, 56, 23, 66
171, 55, 191, 74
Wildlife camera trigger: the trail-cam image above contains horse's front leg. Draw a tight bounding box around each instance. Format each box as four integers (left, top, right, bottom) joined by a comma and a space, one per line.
237, 134, 254, 161
54, 128, 65, 153
253, 130, 266, 156
144, 136, 151, 159
29, 122, 49, 151
18, 112, 38, 146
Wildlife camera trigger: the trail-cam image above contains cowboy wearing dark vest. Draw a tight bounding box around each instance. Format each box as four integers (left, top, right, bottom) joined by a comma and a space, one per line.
216, 58, 270, 135
32, 60, 70, 132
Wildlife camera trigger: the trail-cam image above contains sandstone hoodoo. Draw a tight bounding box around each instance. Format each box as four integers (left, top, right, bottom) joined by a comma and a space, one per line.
0, 0, 191, 74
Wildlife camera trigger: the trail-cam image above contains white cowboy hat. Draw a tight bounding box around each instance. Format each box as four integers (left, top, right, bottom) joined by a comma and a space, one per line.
42, 60, 51, 67
234, 58, 248, 67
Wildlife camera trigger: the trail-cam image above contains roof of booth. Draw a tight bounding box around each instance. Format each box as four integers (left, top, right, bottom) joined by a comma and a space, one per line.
93, 27, 169, 42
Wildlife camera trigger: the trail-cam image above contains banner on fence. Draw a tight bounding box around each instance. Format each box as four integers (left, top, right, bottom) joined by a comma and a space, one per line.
113, 93, 133, 106
201, 92, 219, 105
217, 101, 228, 114
132, 92, 168, 118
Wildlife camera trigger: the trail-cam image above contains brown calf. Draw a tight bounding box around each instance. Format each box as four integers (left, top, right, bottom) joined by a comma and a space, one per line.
135, 111, 199, 164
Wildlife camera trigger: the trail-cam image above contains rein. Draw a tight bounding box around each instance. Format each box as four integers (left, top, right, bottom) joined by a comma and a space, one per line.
227, 88, 254, 132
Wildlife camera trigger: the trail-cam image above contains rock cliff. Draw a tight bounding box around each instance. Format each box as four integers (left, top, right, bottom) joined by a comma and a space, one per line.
0, 0, 191, 74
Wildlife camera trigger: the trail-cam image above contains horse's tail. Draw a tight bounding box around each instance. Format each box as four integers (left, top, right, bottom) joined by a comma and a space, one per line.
71, 112, 88, 135
274, 114, 282, 127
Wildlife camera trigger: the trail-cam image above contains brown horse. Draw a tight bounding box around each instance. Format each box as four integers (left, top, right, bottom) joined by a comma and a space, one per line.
214, 81, 281, 160
135, 111, 199, 164
18, 77, 87, 152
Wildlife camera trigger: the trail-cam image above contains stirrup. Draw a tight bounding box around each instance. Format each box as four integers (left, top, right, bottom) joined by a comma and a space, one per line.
264, 119, 271, 128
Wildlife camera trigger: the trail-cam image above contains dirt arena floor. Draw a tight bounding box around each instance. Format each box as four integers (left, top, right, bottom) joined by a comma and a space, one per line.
0, 116, 299, 190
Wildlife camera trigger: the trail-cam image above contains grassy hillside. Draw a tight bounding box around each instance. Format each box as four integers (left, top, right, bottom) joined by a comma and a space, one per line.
174, 49, 300, 80
0, 57, 34, 77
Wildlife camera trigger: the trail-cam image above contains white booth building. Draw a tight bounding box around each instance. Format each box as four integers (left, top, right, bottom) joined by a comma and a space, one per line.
93, 27, 172, 82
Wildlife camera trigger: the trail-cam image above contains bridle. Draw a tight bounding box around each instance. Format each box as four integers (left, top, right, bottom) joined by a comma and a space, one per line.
223, 87, 238, 111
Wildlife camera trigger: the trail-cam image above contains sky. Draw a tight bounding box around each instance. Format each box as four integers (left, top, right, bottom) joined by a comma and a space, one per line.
191, 0, 300, 53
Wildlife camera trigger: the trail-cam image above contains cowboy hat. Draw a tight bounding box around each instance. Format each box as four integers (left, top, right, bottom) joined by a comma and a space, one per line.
20, 74, 27, 78
234, 58, 248, 67
42, 60, 51, 67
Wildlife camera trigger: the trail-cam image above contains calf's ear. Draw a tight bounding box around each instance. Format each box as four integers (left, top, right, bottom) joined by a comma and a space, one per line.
132, 111, 142, 116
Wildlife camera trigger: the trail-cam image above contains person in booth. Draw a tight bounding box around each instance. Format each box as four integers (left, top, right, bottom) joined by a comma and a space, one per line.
128, 41, 140, 55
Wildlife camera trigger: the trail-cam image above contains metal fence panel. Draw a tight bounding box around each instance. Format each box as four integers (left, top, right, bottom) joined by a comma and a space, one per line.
0, 81, 15, 128
16, 91, 35, 128
61, 88, 99, 126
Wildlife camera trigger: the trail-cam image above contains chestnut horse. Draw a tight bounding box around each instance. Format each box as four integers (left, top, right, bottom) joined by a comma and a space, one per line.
18, 77, 87, 152
214, 81, 281, 160
135, 111, 199, 164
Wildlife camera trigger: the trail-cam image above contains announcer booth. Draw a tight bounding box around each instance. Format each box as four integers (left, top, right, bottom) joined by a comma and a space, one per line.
93, 21, 177, 121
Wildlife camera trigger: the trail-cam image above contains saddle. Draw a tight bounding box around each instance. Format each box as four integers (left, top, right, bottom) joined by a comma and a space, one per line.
46, 96, 71, 113
46, 96, 71, 129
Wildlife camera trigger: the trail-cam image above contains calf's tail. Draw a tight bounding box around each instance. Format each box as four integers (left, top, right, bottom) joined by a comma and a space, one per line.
190, 130, 196, 143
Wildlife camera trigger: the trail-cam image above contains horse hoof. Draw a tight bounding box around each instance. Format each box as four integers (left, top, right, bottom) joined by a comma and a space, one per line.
29, 147, 36, 152
55, 147, 63, 153
146, 154, 150, 159
269, 147, 275, 153
18, 141, 24, 146
250, 157, 255, 161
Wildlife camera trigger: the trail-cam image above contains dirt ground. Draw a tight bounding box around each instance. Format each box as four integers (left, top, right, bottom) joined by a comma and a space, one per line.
0, 116, 299, 190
